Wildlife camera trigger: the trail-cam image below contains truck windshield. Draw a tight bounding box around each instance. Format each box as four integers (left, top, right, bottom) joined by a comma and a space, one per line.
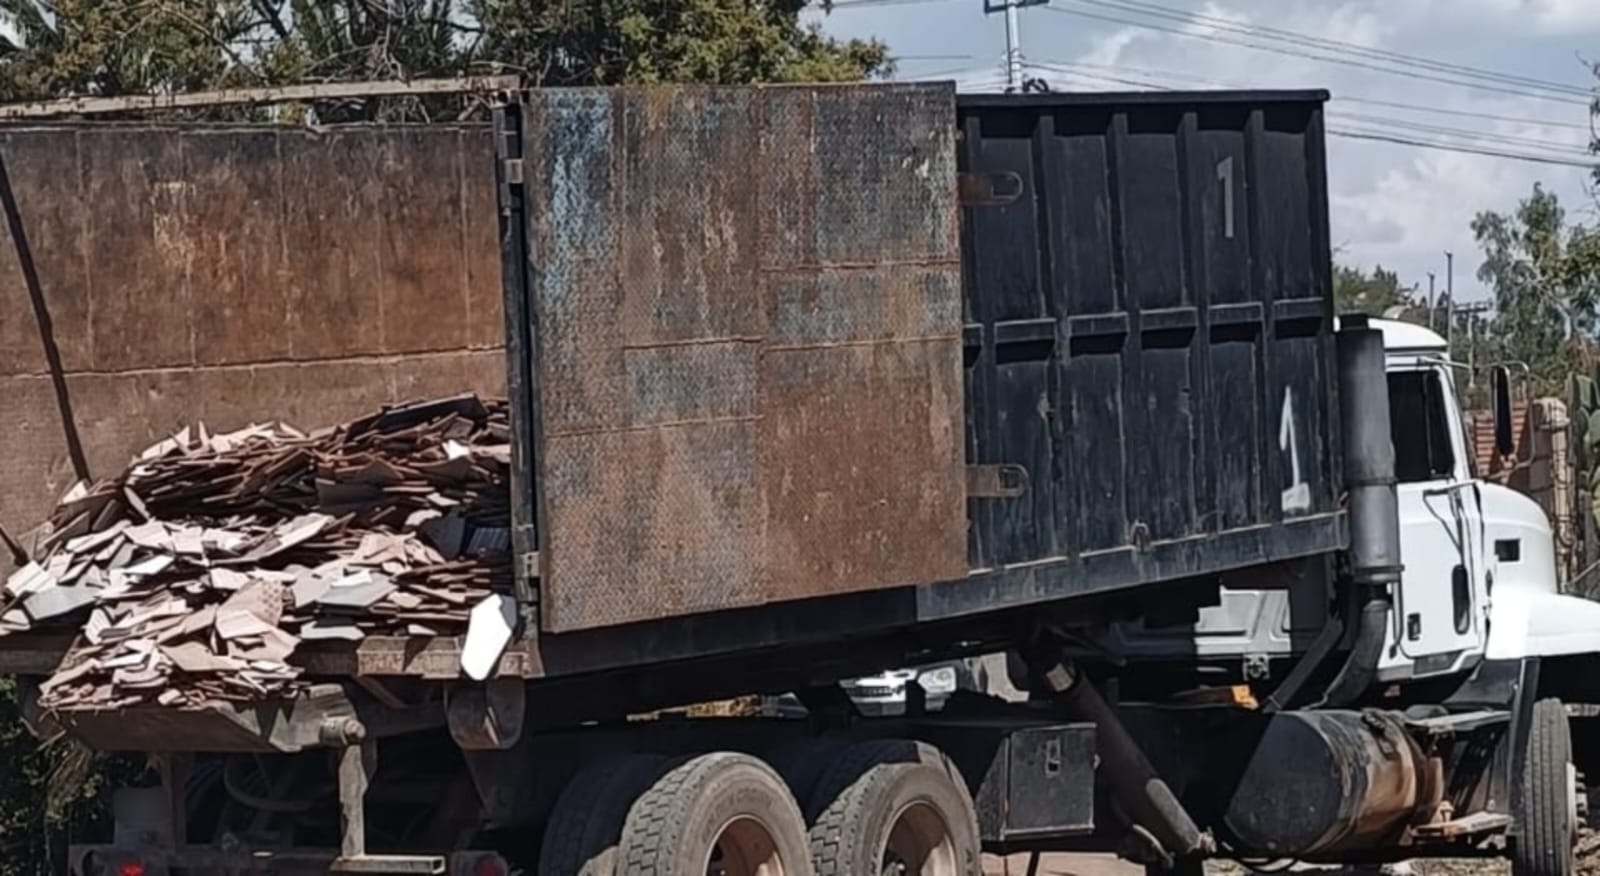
1388, 370, 1456, 483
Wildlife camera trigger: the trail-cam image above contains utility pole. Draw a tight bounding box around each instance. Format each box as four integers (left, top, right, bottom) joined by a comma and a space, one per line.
1455, 301, 1494, 390
985, 0, 1043, 92
1444, 251, 1454, 353
1004, 0, 1021, 92
1427, 272, 1436, 332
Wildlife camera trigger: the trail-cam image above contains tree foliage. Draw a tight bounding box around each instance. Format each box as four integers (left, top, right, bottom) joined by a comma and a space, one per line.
1333, 262, 1414, 317
1471, 183, 1600, 390
0, 0, 892, 119
0, 678, 145, 876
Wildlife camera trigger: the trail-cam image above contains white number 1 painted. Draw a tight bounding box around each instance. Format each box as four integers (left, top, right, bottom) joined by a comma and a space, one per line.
1280, 386, 1311, 514
1216, 156, 1235, 239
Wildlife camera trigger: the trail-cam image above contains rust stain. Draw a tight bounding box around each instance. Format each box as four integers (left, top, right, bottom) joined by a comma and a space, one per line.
525, 84, 967, 632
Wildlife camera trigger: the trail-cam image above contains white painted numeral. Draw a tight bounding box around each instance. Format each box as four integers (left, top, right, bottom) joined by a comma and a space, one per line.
1280, 386, 1311, 514
1216, 156, 1235, 239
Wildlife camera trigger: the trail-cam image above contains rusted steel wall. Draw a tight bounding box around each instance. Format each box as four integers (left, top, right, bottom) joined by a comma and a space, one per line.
0, 123, 505, 559
521, 85, 969, 632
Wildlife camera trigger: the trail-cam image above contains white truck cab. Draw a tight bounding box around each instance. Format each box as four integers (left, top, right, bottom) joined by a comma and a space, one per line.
1106, 317, 1600, 685
1368, 318, 1600, 677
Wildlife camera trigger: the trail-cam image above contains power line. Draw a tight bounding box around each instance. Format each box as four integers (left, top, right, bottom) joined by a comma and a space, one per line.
1338, 96, 1592, 132
911, 63, 1004, 80
1072, 0, 1593, 98
1042, 3, 1595, 106
1327, 128, 1598, 169
1332, 112, 1591, 156
1024, 59, 1593, 155
1020, 62, 1598, 169
1033, 57, 1593, 131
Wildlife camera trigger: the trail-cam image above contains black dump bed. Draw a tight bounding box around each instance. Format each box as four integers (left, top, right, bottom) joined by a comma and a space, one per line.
494, 84, 1344, 689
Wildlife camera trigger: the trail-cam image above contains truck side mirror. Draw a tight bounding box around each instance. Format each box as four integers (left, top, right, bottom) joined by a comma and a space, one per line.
1492, 365, 1514, 457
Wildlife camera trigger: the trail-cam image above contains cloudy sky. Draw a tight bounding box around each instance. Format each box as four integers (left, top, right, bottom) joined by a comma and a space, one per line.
811, 0, 1600, 303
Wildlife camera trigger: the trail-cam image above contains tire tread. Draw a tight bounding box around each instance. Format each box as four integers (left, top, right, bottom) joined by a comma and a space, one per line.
805, 739, 980, 876
1515, 697, 1575, 876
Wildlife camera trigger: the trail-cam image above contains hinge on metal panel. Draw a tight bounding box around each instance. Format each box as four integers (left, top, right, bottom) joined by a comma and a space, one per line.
967, 464, 1029, 499
521, 551, 540, 580
958, 171, 1024, 207
502, 158, 524, 185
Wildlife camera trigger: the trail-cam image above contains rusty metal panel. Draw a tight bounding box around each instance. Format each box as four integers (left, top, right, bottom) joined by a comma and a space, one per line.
0, 130, 91, 374
0, 121, 501, 579
521, 85, 967, 632
82, 128, 194, 372
185, 131, 292, 365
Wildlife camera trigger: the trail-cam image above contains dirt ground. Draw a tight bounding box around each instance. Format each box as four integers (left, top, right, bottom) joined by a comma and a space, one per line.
982, 829, 1600, 876
983, 852, 1142, 876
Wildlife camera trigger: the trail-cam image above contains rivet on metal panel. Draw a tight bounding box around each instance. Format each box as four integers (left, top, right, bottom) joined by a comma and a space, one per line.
959, 171, 1024, 207
967, 464, 1029, 499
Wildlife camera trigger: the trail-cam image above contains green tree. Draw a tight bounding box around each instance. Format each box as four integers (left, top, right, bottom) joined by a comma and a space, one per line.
472, 0, 889, 86
0, 0, 891, 121
1471, 183, 1600, 390
0, 678, 145, 876
0, 0, 260, 103
1333, 261, 1414, 317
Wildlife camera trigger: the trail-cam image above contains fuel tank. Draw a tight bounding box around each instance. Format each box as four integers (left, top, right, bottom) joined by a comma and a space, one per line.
1223, 710, 1438, 856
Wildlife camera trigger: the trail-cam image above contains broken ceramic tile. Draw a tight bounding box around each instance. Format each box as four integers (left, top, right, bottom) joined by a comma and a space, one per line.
316, 576, 396, 609
301, 621, 364, 641
22, 583, 100, 622
208, 568, 250, 591
122, 553, 175, 579
419, 515, 466, 559
64, 521, 130, 556
4, 562, 54, 598
125, 521, 172, 551
161, 641, 244, 674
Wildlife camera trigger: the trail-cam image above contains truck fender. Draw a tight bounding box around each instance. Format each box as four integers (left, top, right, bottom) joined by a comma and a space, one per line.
1486, 589, 1600, 660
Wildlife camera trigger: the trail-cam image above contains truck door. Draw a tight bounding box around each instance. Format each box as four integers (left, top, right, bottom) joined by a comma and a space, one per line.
1383, 364, 1487, 677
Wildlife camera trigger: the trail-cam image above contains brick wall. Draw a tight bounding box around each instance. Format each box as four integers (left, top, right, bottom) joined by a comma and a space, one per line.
0, 123, 507, 554
1469, 398, 1575, 585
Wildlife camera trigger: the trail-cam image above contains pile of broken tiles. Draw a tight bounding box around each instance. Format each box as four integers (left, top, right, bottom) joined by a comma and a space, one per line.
3, 394, 517, 710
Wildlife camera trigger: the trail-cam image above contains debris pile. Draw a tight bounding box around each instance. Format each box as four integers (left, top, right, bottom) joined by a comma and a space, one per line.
2, 394, 518, 710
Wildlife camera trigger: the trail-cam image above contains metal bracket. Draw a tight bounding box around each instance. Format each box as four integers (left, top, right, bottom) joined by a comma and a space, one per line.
959, 171, 1025, 207
447, 679, 526, 751
501, 158, 524, 185
967, 464, 1029, 499
335, 738, 377, 861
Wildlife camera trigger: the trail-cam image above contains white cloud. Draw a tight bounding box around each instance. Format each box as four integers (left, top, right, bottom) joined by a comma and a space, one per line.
1459, 0, 1600, 32
1083, 26, 1141, 67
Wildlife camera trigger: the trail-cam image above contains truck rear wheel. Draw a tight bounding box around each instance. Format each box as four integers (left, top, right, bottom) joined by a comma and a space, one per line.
540, 754, 668, 876
618, 751, 813, 876
805, 739, 981, 876
1515, 698, 1577, 876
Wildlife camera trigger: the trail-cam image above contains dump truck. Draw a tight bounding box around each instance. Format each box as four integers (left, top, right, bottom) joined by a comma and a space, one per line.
0, 82, 1590, 876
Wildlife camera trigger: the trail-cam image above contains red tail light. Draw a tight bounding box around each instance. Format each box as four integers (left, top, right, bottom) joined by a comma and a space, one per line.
472, 855, 507, 876
116, 861, 145, 876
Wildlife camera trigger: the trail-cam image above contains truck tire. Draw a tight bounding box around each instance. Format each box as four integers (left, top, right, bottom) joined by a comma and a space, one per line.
1515, 698, 1577, 876
768, 739, 847, 808
618, 751, 813, 876
806, 739, 982, 876
540, 755, 668, 876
